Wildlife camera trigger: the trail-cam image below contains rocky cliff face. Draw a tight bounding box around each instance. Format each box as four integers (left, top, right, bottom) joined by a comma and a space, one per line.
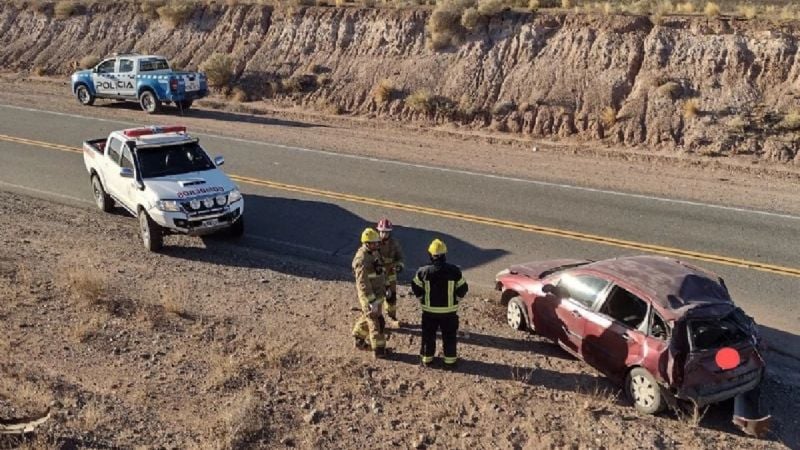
1, 2, 799, 163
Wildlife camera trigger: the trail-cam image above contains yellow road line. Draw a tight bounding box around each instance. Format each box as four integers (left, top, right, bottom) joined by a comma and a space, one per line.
2, 133, 799, 278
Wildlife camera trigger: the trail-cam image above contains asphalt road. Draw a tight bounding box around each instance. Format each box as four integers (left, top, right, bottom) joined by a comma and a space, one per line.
1, 104, 799, 355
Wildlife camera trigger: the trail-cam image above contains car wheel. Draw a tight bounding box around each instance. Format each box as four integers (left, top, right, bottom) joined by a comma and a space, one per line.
90, 174, 113, 213
227, 216, 244, 238
138, 209, 163, 251
139, 90, 161, 114
506, 297, 528, 331
625, 367, 665, 415
76, 85, 95, 106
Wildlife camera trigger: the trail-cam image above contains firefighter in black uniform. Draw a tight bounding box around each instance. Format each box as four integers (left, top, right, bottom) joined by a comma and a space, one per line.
411, 239, 469, 369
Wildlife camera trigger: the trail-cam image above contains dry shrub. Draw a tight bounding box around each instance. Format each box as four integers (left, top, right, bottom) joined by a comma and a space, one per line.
779, 111, 800, 131
200, 53, 235, 89
703, 1, 719, 18
32, 1, 53, 14
77, 401, 107, 431
282, 75, 317, 93
601, 2, 614, 15
657, 81, 681, 99
737, 4, 756, 20
160, 279, 193, 317
600, 106, 616, 128
675, 1, 695, 13
294, 0, 315, 5
373, 79, 396, 103
727, 115, 747, 133
66, 267, 108, 306
779, 6, 796, 21
528, 0, 539, 11
477, 0, 505, 16
623, 0, 651, 14
140, 0, 166, 16
492, 100, 515, 116
230, 86, 249, 103
461, 7, 481, 29
54, 0, 75, 19
682, 98, 699, 119
157, 0, 195, 28
561, 0, 571, 8
33, 66, 47, 76
407, 89, 432, 113
426, 0, 474, 50
335, 0, 347, 6
79, 55, 100, 69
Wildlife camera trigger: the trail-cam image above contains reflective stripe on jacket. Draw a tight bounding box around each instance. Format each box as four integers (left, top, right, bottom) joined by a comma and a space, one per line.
411, 260, 468, 314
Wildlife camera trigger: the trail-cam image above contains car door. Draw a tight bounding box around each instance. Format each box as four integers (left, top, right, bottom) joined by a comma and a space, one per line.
551, 273, 611, 356
117, 145, 139, 210
102, 137, 126, 202
92, 58, 118, 97
116, 58, 136, 98
582, 284, 650, 380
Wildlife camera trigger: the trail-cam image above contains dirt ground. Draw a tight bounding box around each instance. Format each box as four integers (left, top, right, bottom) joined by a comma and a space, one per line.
0, 191, 798, 449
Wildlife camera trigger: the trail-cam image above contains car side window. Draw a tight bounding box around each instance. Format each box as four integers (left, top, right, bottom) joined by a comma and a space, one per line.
598, 286, 649, 330
96, 59, 116, 74
107, 138, 123, 165
649, 310, 670, 341
119, 59, 134, 73
120, 146, 134, 170
557, 274, 609, 309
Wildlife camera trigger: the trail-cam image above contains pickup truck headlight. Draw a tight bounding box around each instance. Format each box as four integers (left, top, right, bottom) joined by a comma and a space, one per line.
228, 189, 242, 203
215, 194, 227, 206
156, 200, 182, 212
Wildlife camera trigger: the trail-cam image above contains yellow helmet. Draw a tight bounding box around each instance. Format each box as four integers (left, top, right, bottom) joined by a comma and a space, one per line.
428, 239, 447, 256
361, 227, 380, 244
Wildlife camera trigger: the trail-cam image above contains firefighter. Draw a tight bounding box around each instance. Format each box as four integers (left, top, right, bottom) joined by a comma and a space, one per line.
411, 239, 468, 369
352, 227, 388, 359
376, 218, 405, 327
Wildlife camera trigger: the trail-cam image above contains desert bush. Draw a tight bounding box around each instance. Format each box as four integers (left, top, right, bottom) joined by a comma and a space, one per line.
33, 66, 47, 76
778, 111, 800, 131
727, 115, 747, 133
294, 0, 315, 5
657, 81, 681, 98
426, 0, 475, 50
461, 7, 481, 29
407, 89, 433, 113
703, 1, 719, 17
66, 267, 107, 305
737, 4, 756, 19
157, 0, 195, 28
373, 79, 396, 103
477, 0, 505, 16
492, 100, 515, 116
282, 74, 317, 93
561, 0, 572, 8
779, 6, 797, 21
54, 0, 75, 19
675, 1, 695, 13
335, 0, 347, 6
230, 86, 249, 103
200, 53, 235, 89
79, 55, 100, 69
600, 106, 616, 128
682, 98, 699, 119
141, 0, 166, 16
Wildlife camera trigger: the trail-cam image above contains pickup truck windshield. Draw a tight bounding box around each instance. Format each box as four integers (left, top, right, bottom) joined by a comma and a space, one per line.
139, 58, 170, 72
136, 143, 215, 178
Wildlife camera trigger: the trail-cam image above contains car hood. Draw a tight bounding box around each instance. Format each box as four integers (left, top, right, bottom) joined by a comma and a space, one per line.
143, 169, 235, 200
507, 259, 592, 280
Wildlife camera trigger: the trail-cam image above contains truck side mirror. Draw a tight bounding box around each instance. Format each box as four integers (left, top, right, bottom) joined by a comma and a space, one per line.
214, 156, 224, 166
119, 168, 134, 178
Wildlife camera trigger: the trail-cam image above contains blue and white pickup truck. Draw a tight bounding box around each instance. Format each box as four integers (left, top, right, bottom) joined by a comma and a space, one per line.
71, 54, 208, 114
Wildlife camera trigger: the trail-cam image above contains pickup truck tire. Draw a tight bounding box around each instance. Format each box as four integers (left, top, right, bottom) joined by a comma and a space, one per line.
227, 216, 244, 238
139, 90, 161, 114
75, 85, 95, 106
138, 209, 164, 251
177, 100, 193, 111
90, 174, 113, 213
625, 367, 666, 415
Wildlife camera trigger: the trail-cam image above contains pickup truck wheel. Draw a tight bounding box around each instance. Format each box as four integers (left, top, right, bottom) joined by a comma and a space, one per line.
177, 100, 193, 111
76, 85, 95, 106
625, 367, 665, 415
139, 91, 161, 114
228, 216, 244, 238
506, 297, 528, 331
90, 175, 113, 213
138, 209, 163, 251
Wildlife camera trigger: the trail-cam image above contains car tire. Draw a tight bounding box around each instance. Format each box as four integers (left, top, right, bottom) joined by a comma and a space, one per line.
506, 297, 528, 332
177, 100, 193, 111
76, 84, 95, 106
228, 216, 244, 238
625, 367, 665, 415
138, 209, 163, 251
90, 174, 113, 213
139, 90, 161, 114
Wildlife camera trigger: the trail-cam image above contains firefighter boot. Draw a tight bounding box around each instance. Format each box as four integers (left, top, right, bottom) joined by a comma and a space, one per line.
373, 347, 387, 359
353, 337, 369, 351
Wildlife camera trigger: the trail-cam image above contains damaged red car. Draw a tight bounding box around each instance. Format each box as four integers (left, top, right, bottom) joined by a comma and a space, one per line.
496, 255, 769, 435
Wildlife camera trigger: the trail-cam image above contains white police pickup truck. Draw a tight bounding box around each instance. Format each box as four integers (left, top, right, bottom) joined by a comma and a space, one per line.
83, 125, 244, 251
71, 54, 208, 114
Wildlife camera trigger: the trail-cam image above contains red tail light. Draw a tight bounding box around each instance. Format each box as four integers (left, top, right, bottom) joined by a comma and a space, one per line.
122, 125, 187, 138
169, 78, 179, 92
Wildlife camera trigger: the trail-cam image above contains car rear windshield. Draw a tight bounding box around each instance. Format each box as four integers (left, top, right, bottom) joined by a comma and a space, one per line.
136, 143, 215, 178
688, 312, 750, 351
139, 58, 170, 72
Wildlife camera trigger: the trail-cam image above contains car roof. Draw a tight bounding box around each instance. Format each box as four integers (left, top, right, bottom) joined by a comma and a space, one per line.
582, 255, 732, 314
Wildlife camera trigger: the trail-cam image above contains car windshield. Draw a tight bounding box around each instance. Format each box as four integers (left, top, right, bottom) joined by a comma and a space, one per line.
136, 143, 215, 178
540, 261, 591, 278
139, 58, 170, 72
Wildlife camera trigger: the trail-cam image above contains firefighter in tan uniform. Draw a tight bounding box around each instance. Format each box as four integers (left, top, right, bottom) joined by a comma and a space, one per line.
352, 227, 388, 358
376, 218, 405, 327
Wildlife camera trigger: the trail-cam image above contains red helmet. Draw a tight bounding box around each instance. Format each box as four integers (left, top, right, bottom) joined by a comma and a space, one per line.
376, 218, 393, 232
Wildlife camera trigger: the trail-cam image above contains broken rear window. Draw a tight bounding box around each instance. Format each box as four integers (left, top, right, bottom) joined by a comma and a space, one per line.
688, 314, 749, 351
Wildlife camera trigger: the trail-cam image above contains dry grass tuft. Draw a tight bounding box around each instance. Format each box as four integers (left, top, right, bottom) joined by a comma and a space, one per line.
682, 98, 699, 119
657, 81, 681, 99
477, 0, 505, 16
737, 4, 757, 19
230, 86, 249, 103
561, 0, 572, 8
32, 66, 47, 76
779, 111, 800, 131
373, 79, 396, 103
54, 0, 76, 19
461, 6, 481, 29
528, 0, 539, 11
727, 115, 747, 133
159, 279, 194, 318
157, 0, 195, 28
407, 89, 433, 113
703, 1, 720, 18
79, 55, 100, 69
427, 0, 470, 50
200, 53, 235, 89
675, 1, 695, 13
140, 0, 166, 17
492, 100, 516, 116
600, 106, 617, 128
66, 267, 108, 306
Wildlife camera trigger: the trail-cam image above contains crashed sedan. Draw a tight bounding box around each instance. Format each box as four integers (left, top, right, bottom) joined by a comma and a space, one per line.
495, 255, 769, 436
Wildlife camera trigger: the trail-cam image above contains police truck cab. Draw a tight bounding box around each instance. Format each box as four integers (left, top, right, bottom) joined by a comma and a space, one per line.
83, 125, 244, 251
